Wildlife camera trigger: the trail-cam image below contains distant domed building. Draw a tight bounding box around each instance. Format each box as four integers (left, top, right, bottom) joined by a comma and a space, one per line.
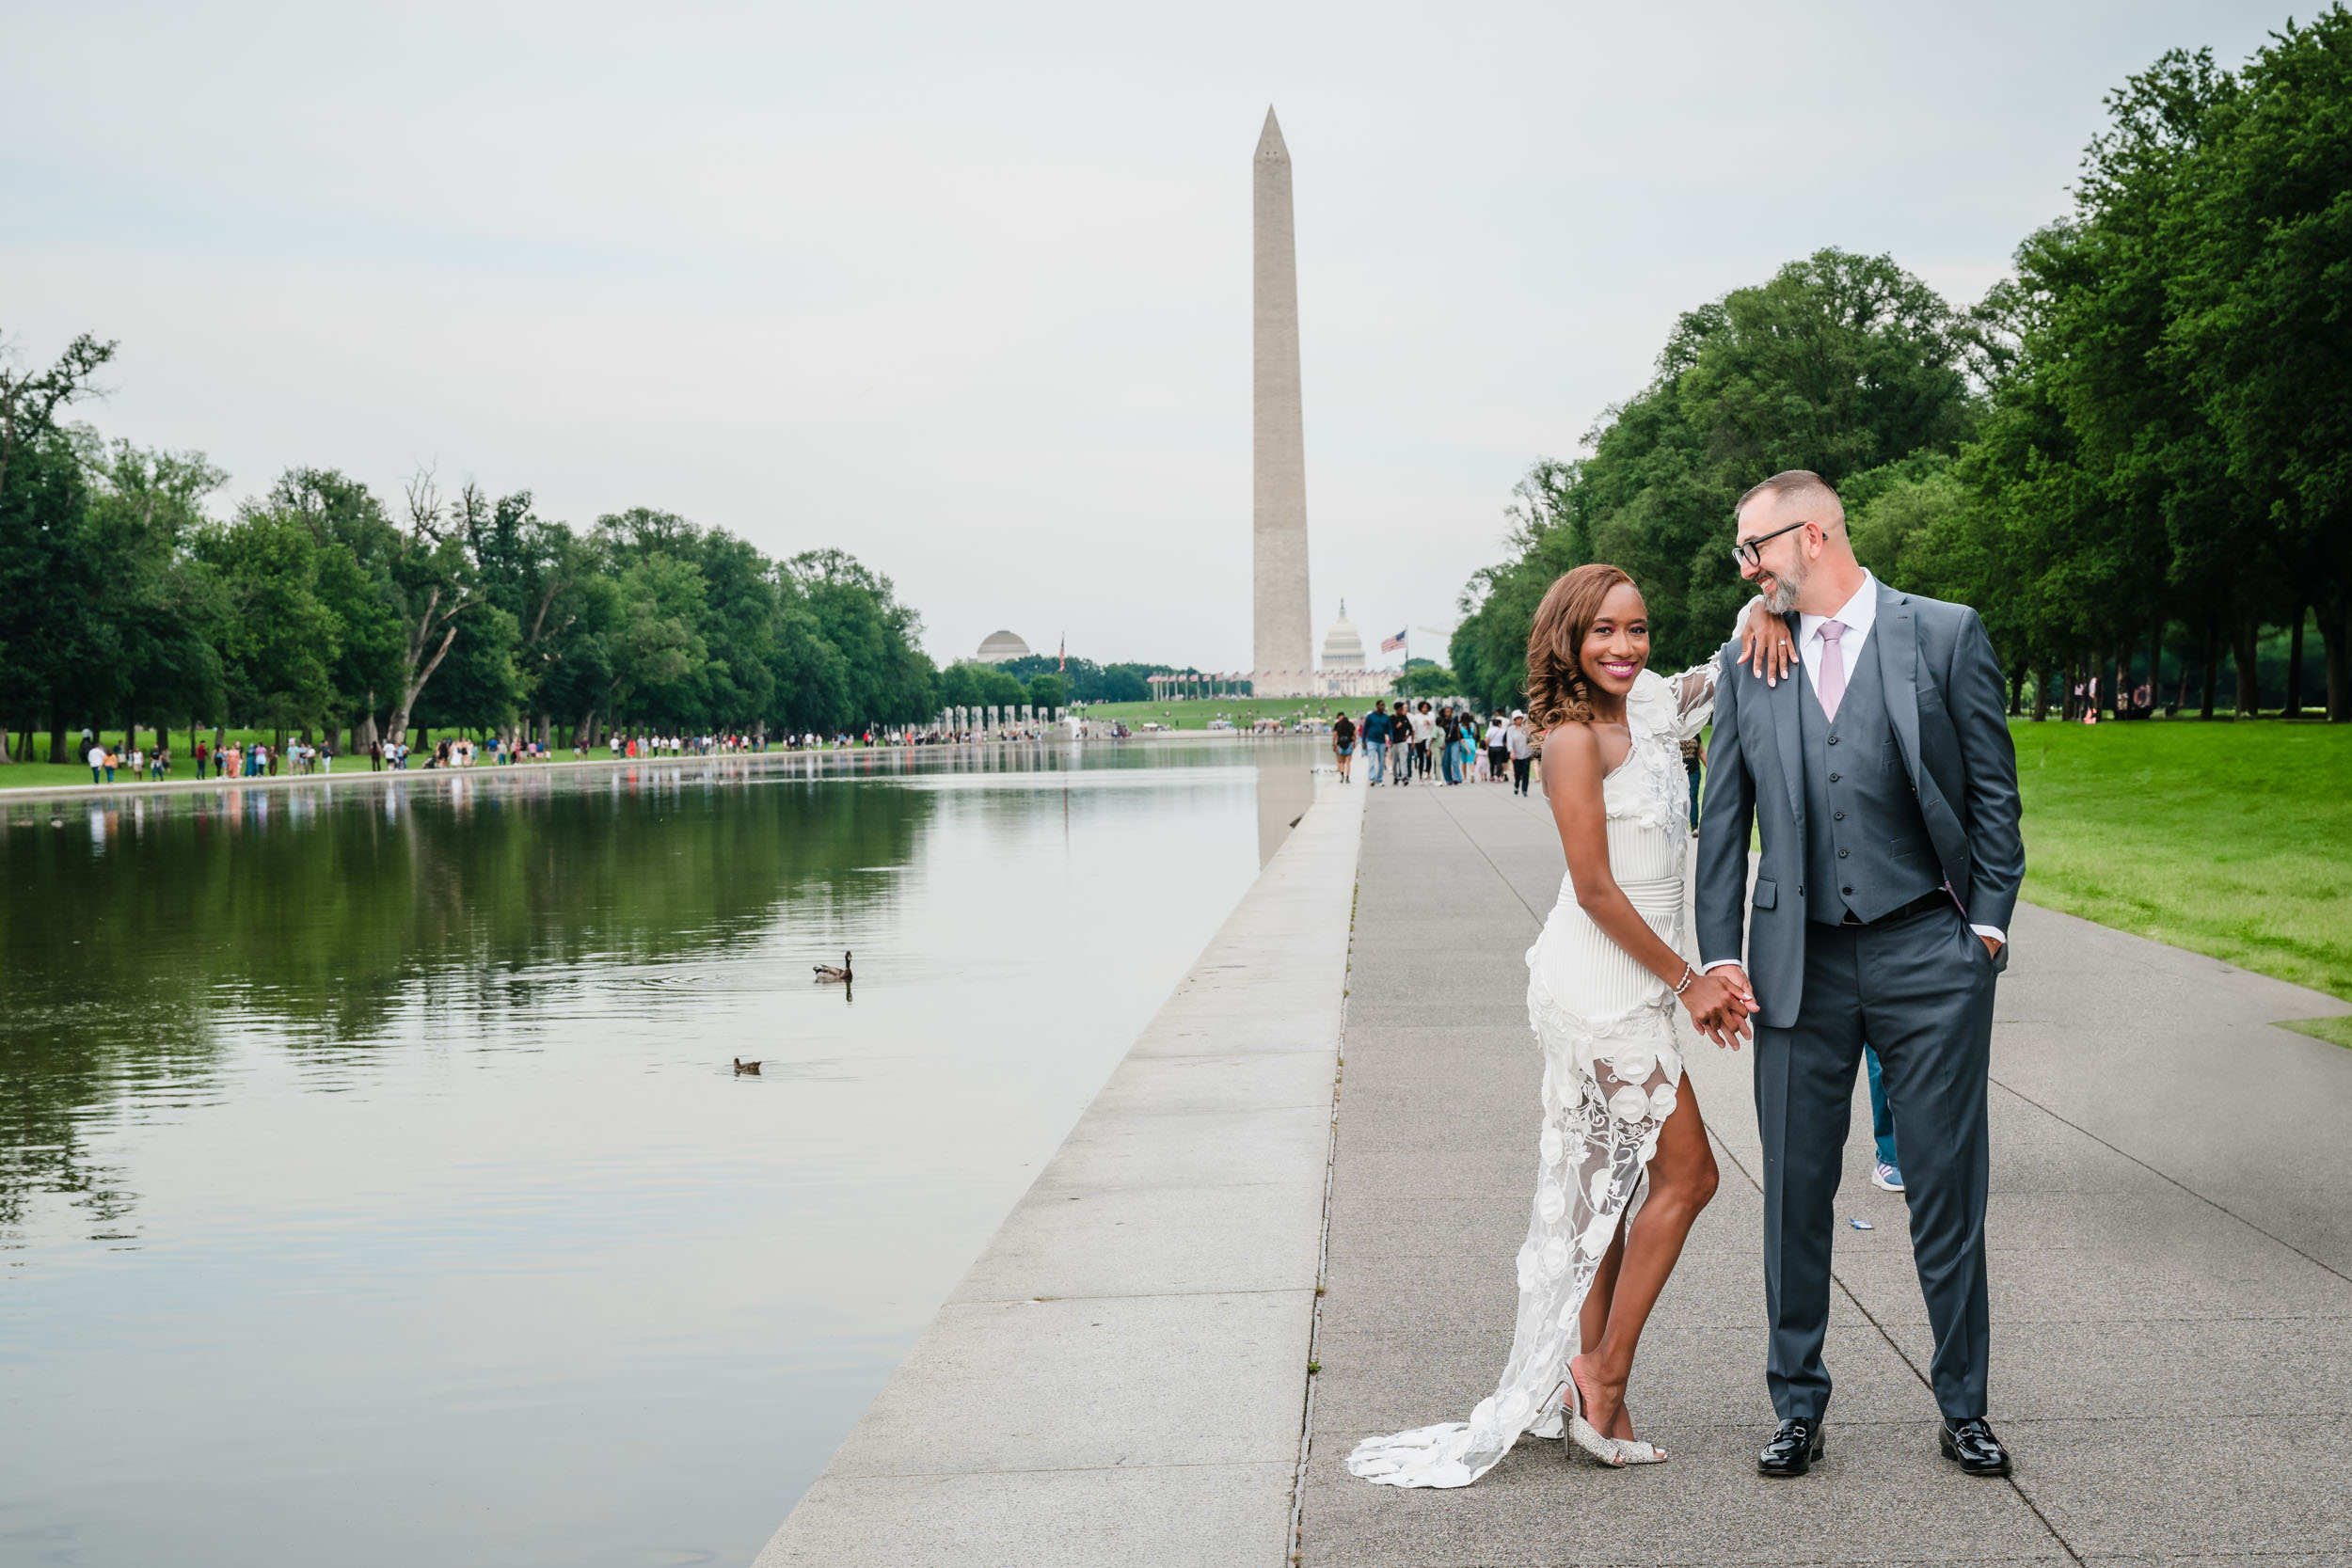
1316, 600, 1393, 698
973, 629, 1032, 664
1320, 601, 1365, 672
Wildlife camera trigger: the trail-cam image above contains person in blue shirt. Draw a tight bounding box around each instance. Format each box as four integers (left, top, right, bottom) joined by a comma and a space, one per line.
1360, 705, 1391, 784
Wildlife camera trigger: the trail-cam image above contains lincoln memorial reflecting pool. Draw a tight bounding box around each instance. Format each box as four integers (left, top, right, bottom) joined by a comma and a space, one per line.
0, 739, 1322, 1568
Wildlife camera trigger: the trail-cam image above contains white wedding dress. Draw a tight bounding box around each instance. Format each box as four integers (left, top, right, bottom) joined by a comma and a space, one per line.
1346, 663, 1719, 1489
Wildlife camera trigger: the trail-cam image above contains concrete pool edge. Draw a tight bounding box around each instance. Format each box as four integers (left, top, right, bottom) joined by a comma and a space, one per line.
751, 778, 1366, 1568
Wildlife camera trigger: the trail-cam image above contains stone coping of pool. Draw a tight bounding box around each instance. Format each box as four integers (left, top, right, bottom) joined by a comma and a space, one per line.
750, 775, 1366, 1568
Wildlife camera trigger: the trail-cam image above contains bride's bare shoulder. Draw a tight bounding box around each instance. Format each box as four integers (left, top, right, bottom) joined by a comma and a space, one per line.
1541, 719, 1628, 776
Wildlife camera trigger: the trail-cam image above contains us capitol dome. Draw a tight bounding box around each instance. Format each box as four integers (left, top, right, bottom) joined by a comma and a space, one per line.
1316, 601, 1393, 698
1320, 602, 1365, 671
973, 629, 1032, 664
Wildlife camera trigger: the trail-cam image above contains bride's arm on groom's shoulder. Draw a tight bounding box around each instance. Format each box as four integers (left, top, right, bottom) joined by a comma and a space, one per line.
1732, 595, 1796, 686
1669, 600, 1795, 726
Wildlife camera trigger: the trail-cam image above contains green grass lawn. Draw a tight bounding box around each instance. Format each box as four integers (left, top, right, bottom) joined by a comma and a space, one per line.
2011, 717, 2352, 1007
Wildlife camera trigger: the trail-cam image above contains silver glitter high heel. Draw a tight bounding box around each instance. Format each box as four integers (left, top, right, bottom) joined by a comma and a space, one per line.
1565, 1356, 1628, 1468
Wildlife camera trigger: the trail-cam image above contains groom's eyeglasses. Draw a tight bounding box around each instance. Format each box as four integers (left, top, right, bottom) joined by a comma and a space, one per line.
1732, 518, 1812, 568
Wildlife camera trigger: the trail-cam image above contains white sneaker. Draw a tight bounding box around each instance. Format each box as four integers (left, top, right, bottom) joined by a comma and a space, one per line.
1870, 1161, 1904, 1193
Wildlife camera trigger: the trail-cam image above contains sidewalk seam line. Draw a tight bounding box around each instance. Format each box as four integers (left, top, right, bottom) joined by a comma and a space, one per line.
1707, 1129, 2087, 1567
1985, 1076, 2352, 1287
1290, 861, 1357, 1566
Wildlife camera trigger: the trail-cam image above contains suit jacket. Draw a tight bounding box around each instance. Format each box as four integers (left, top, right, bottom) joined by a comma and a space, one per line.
1693, 580, 2024, 1030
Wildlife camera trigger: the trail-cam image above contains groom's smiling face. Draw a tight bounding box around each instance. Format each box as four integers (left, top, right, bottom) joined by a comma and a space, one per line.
1737, 488, 1835, 615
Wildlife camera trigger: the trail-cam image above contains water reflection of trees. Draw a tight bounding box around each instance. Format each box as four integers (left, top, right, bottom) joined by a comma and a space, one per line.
0, 768, 930, 1242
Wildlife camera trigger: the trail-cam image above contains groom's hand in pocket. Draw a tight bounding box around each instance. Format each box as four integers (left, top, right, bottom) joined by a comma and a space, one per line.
1685, 965, 1758, 1050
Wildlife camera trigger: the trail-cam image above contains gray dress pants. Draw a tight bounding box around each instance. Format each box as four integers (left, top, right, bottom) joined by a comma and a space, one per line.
1754, 903, 1996, 1422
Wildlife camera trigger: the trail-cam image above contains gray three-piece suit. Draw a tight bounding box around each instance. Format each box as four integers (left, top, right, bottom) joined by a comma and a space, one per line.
1695, 580, 2024, 1423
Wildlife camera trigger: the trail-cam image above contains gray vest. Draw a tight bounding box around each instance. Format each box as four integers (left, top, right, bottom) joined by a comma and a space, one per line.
1800, 640, 1940, 926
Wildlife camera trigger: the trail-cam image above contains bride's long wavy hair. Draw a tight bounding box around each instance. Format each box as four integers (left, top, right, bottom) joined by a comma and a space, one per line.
1524, 563, 1637, 733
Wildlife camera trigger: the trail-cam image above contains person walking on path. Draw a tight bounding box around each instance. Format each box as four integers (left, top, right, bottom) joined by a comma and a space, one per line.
1865, 1043, 1903, 1192
1486, 712, 1510, 783
1333, 710, 1357, 783
87, 740, 105, 784
1388, 702, 1412, 786
1694, 468, 2024, 1480
195, 737, 210, 779
1361, 705, 1390, 784
1505, 709, 1534, 796
1349, 565, 1790, 1487
1680, 736, 1706, 832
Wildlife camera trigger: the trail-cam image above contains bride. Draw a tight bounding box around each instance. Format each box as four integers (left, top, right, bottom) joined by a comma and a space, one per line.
1348, 563, 1789, 1486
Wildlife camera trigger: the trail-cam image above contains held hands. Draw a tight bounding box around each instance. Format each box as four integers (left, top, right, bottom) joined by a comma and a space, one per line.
1681, 964, 1759, 1050
1737, 599, 1798, 685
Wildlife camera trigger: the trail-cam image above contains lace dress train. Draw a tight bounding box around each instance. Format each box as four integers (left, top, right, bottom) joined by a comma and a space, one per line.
1345, 663, 1718, 1489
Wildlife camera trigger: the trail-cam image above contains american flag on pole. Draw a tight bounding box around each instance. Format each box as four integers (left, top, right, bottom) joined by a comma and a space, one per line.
1381, 629, 1407, 654
1058, 634, 1065, 673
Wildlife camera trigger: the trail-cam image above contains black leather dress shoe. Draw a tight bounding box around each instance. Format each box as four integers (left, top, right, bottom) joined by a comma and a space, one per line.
1757, 1417, 1824, 1477
1939, 1418, 2011, 1475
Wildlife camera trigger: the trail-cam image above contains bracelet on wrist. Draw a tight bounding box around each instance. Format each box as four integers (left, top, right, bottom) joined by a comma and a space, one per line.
1672, 962, 1695, 996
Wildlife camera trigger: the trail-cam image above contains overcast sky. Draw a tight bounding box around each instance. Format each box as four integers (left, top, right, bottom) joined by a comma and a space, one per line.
2, 1, 2286, 673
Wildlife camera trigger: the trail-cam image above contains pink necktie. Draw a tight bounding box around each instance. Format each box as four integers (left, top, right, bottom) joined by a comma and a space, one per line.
1817, 619, 1849, 721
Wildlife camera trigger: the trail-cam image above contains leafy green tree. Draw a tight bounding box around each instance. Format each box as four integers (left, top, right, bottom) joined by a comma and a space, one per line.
76, 437, 228, 748
2169, 11, 2352, 719
383, 472, 491, 743
0, 332, 116, 761
2013, 51, 2254, 715
197, 507, 340, 736
1453, 250, 1978, 710
787, 548, 937, 726
606, 551, 712, 725
1025, 672, 1067, 711
246, 468, 405, 745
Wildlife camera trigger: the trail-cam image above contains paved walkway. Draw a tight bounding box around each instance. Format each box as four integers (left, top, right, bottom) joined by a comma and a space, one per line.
1304, 781, 2352, 1567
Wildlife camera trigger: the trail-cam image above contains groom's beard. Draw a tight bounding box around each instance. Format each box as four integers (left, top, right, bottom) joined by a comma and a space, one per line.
1757, 555, 1806, 616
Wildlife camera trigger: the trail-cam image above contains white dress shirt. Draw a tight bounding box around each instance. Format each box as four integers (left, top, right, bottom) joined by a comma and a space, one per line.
1797, 572, 1881, 703
1703, 571, 2005, 968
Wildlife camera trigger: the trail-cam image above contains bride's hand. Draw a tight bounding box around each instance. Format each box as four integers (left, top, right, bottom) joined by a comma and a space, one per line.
1680, 969, 1758, 1050
1737, 599, 1796, 685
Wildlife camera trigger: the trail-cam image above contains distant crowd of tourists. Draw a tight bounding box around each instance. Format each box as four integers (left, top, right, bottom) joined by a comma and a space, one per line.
1328, 699, 1716, 829
66, 721, 1057, 791
1329, 701, 1541, 796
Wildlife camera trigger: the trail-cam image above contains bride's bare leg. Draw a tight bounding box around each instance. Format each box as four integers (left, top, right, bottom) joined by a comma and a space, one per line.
1574, 1083, 1719, 1441
1581, 1229, 1625, 1347
1580, 1229, 1629, 1434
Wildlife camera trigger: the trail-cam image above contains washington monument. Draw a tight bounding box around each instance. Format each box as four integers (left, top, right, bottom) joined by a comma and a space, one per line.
1252, 106, 1312, 691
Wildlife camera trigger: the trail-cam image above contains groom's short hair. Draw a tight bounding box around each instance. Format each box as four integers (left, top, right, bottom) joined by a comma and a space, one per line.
1737, 469, 1845, 531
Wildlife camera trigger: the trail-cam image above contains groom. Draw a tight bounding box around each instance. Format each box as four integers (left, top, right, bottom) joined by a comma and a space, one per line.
1692, 470, 2024, 1479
